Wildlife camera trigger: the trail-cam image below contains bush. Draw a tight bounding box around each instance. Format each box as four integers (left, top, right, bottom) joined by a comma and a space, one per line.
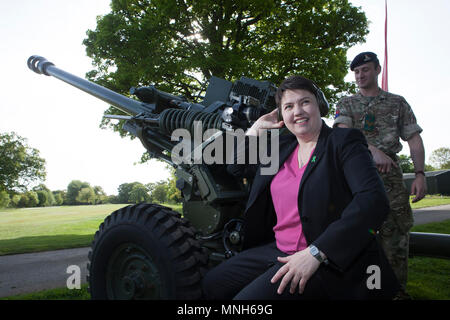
152, 182, 168, 204
25, 191, 39, 207
17, 194, 29, 208
53, 192, 64, 206
76, 187, 96, 205
0, 190, 10, 208
107, 195, 120, 204
10, 194, 21, 208
36, 190, 50, 207
129, 184, 150, 204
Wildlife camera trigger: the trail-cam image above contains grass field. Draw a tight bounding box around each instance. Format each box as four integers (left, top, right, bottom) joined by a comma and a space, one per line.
0, 203, 182, 256
4, 219, 449, 300
407, 219, 450, 299
0, 195, 448, 255
410, 195, 450, 209
0, 199, 449, 300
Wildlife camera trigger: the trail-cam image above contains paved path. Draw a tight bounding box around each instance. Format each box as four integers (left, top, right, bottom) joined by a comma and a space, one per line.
0, 247, 90, 298
413, 204, 450, 225
1, 205, 449, 298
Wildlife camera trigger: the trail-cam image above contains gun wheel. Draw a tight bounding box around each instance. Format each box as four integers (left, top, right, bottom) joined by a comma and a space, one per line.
87, 203, 208, 300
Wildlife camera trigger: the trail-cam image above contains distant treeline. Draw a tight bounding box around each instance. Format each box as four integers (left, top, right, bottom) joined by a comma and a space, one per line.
0, 179, 181, 209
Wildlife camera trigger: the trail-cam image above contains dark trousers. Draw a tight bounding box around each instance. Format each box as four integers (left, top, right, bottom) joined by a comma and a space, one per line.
202, 242, 329, 300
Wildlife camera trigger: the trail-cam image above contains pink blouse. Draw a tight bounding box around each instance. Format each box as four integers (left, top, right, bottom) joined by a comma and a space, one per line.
270, 144, 314, 254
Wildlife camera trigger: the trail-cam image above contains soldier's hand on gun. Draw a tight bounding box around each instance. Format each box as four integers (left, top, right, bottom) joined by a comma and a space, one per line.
368, 145, 398, 173
246, 108, 284, 136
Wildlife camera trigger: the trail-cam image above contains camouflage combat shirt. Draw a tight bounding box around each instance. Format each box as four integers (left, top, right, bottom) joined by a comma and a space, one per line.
333, 89, 422, 156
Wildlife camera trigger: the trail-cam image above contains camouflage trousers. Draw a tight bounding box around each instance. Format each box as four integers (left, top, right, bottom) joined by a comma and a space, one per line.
379, 166, 414, 293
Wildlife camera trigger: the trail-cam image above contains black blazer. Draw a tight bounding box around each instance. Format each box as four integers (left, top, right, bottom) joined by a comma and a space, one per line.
228, 122, 399, 299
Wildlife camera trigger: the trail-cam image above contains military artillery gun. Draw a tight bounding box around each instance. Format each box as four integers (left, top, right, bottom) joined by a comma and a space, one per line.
28, 55, 450, 300
27, 55, 277, 299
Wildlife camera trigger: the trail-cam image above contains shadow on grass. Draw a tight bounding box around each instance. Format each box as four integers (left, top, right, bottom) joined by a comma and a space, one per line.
411, 219, 450, 234
1, 285, 90, 300
0, 234, 94, 256
407, 256, 450, 300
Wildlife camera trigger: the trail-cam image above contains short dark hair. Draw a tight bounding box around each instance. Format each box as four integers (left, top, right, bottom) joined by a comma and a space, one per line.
275, 75, 329, 117
275, 75, 318, 107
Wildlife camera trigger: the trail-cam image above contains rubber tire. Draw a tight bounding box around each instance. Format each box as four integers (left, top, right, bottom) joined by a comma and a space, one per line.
88, 203, 208, 300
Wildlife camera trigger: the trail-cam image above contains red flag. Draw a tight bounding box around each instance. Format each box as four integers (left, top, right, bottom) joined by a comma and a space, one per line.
382, 0, 388, 91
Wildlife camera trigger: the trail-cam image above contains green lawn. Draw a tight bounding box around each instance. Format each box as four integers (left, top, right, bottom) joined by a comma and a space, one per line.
408, 219, 450, 299
0, 197, 448, 256
0, 203, 182, 256
4, 218, 450, 300
410, 194, 450, 209
2, 284, 91, 300
0, 201, 448, 300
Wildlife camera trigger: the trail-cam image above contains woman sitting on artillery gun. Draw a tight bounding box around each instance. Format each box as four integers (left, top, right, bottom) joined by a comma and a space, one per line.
202, 75, 400, 300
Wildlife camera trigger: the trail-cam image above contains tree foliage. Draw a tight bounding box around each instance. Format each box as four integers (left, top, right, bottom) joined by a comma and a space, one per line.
118, 181, 171, 204
429, 147, 450, 170
25, 191, 39, 207
0, 190, 10, 208
129, 183, 151, 203
152, 181, 168, 203
66, 180, 91, 205
53, 191, 65, 206
118, 182, 141, 203
93, 186, 108, 204
83, 0, 368, 135
0, 132, 46, 192
399, 155, 414, 173
77, 187, 97, 205
167, 176, 182, 203
33, 184, 55, 207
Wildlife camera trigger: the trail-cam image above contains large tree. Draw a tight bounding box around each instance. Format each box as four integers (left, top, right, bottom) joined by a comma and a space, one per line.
398, 155, 414, 173
152, 181, 168, 203
77, 187, 97, 205
129, 183, 151, 203
0, 132, 46, 192
66, 180, 91, 205
117, 181, 146, 203
84, 0, 368, 134
429, 147, 450, 170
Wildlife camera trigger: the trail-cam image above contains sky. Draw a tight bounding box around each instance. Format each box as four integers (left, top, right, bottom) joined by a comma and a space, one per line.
1, 0, 449, 195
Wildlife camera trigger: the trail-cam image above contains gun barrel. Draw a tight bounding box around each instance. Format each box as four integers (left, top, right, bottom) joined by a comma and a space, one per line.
27, 55, 153, 116
103, 115, 133, 121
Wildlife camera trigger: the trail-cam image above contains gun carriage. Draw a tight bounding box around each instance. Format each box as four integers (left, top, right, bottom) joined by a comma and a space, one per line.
27, 55, 450, 300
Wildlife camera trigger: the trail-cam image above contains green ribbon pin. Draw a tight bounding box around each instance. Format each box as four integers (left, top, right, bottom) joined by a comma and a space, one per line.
311, 156, 316, 163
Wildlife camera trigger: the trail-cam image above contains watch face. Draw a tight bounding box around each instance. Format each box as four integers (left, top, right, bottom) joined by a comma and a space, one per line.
310, 246, 318, 256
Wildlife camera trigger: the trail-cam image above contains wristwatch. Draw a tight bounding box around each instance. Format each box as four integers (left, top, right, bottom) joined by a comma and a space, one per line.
309, 245, 328, 265
415, 170, 425, 176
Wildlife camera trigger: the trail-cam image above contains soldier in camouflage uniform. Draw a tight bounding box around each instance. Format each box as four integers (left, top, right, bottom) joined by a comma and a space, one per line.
333, 52, 426, 299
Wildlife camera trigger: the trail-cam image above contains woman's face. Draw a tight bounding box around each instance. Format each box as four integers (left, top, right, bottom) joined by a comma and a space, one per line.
280, 89, 322, 140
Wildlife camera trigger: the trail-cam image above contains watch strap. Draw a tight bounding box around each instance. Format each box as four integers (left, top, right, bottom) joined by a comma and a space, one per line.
309, 245, 328, 265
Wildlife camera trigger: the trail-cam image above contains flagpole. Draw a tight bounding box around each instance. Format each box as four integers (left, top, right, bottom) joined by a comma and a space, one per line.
382, 0, 388, 91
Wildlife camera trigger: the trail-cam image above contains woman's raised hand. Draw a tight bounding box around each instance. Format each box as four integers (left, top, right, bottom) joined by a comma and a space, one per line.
246, 108, 284, 136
